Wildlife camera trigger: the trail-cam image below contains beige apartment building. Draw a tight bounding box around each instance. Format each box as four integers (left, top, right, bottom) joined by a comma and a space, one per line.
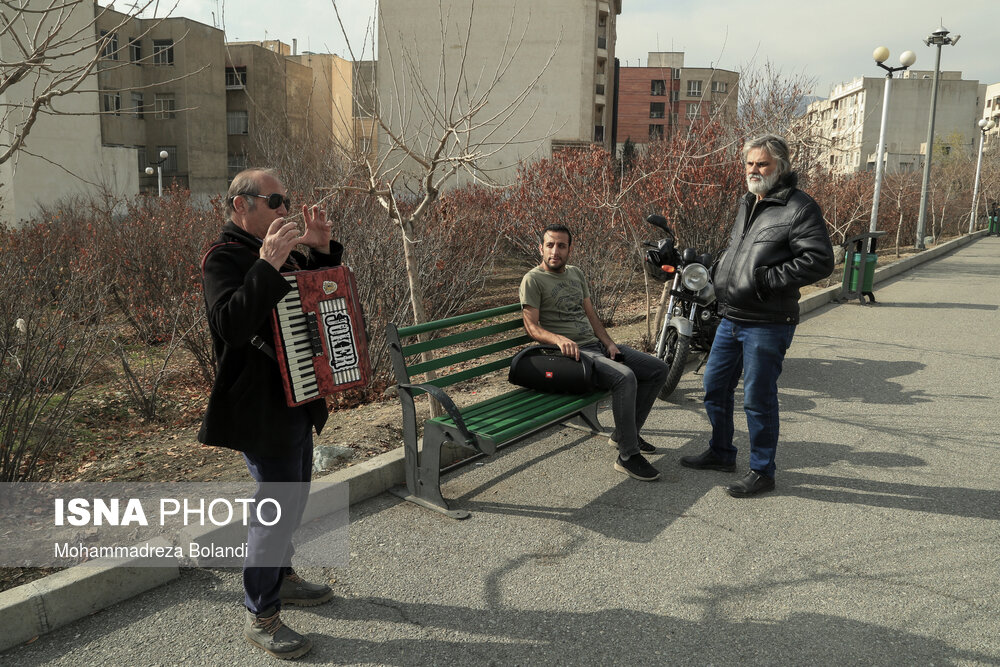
95, 6, 228, 198
377, 0, 621, 186
225, 40, 357, 177
0, 1, 136, 227
806, 70, 984, 175
982, 82, 1000, 148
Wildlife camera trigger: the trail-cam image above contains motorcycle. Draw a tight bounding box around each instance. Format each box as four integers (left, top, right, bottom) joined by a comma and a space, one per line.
642, 214, 720, 400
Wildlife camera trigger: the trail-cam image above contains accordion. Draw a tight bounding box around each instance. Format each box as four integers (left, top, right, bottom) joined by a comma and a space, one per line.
271, 266, 371, 407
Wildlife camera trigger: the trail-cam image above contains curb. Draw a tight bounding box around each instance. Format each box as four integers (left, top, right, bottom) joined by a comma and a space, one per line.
798, 230, 987, 318
0, 539, 179, 650
0, 230, 988, 654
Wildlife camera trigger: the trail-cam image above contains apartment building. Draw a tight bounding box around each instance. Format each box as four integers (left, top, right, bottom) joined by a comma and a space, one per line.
982, 82, 1000, 148
95, 6, 228, 197
377, 0, 621, 186
0, 1, 136, 227
617, 52, 738, 145
806, 70, 984, 175
353, 60, 378, 162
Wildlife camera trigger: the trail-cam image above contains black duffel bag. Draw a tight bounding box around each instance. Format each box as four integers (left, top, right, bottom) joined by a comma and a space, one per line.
508, 344, 596, 394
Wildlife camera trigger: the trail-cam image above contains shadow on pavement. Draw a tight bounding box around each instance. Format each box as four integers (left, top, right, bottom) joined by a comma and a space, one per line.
300, 595, 996, 666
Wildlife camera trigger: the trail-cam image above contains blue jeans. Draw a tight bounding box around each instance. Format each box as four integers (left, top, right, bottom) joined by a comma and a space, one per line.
242, 408, 313, 615
702, 318, 795, 478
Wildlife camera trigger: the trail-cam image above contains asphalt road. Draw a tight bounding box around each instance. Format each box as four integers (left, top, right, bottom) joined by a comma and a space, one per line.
3, 237, 999, 666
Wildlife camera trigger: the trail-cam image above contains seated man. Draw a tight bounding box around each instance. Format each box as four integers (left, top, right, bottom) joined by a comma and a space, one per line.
519, 224, 668, 482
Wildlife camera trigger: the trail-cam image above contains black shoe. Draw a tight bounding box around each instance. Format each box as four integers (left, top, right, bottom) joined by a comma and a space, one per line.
614, 454, 661, 481
279, 570, 335, 607
679, 449, 736, 472
608, 436, 657, 454
726, 471, 775, 497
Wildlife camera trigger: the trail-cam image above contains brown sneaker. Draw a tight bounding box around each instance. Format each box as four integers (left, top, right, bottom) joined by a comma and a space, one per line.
279, 570, 335, 607
244, 606, 312, 660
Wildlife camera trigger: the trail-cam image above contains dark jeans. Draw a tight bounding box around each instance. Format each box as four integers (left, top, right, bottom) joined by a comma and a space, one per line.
702, 318, 795, 478
580, 342, 668, 459
242, 408, 313, 615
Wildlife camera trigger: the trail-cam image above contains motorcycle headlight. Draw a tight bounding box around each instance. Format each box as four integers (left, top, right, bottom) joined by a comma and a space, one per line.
682, 263, 710, 291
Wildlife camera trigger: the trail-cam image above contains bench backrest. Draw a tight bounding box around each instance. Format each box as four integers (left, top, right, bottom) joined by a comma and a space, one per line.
386, 303, 530, 396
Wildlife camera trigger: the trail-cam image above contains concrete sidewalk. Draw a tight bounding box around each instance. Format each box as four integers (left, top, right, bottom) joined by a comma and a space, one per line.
2, 234, 998, 665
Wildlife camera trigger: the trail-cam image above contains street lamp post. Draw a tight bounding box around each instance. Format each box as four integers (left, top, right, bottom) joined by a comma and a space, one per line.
870, 47, 916, 237
915, 25, 959, 250
144, 150, 170, 197
969, 118, 997, 233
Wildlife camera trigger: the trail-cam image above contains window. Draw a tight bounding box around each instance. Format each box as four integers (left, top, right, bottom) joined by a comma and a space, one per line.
152, 40, 174, 66
651, 79, 666, 96
136, 146, 146, 173
154, 93, 176, 119
670, 112, 678, 126
711, 81, 728, 94
100, 31, 119, 60
102, 92, 121, 115
595, 84, 605, 96
686, 103, 701, 119
672, 68, 681, 80
687, 80, 702, 97
131, 92, 144, 119
157, 146, 178, 172
228, 152, 247, 179
594, 125, 605, 142
671, 90, 679, 102
649, 102, 665, 119
128, 38, 141, 64
227, 110, 249, 135
649, 124, 664, 141
226, 67, 247, 89
597, 35, 607, 49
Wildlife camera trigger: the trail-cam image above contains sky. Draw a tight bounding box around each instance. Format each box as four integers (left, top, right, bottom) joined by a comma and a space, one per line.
124, 0, 999, 97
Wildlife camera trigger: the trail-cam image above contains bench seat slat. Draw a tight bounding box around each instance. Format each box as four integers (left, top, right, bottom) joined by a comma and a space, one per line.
407, 335, 532, 377
400, 318, 525, 357
429, 388, 606, 441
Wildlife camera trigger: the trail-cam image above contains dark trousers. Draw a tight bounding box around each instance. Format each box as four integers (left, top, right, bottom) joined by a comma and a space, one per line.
580, 342, 668, 458
242, 409, 313, 615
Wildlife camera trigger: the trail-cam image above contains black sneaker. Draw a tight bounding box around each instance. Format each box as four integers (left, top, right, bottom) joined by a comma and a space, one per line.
679, 449, 736, 472
614, 454, 661, 481
279, 570, 334, 607
244, 606, 312, 660
608, 436, 657, 454
726, 470, 775, 498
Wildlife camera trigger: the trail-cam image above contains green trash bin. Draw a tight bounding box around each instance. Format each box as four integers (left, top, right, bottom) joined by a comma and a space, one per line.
848, 252, 877, 292
989, 215, 1000, 235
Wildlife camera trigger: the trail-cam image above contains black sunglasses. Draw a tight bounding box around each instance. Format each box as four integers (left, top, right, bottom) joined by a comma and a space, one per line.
246, 193, 291, 210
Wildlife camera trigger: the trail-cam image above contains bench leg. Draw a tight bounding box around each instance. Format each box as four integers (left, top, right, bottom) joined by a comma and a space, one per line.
390, 425, 470, 520
574, 401, 604, 434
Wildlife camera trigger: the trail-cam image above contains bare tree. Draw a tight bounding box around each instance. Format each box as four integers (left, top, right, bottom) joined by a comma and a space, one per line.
0, 0, 181, 167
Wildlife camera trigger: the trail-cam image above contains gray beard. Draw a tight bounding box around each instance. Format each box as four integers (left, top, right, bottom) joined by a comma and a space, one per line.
747, 171, 780, 196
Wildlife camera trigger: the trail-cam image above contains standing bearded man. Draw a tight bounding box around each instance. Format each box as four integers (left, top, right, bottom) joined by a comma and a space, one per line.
680, 135, 834, 497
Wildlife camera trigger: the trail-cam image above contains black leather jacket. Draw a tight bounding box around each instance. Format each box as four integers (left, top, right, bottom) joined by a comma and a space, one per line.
714, 172, 834, 325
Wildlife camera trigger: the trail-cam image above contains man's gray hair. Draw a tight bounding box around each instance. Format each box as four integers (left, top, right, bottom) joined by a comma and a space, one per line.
225, 168, 278, 219
743, 135, 792, 177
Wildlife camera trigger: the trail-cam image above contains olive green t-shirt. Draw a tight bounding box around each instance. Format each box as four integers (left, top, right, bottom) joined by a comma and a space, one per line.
519, 265, 598, 345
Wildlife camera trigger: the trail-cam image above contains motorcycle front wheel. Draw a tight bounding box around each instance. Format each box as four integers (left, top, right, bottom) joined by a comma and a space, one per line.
657, 326, 691, 400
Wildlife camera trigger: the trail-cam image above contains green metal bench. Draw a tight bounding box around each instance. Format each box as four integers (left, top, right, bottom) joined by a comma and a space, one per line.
386, 303, 608, 519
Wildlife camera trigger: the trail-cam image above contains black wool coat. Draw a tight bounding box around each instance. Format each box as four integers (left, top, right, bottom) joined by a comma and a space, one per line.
197, 221, 344, 456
